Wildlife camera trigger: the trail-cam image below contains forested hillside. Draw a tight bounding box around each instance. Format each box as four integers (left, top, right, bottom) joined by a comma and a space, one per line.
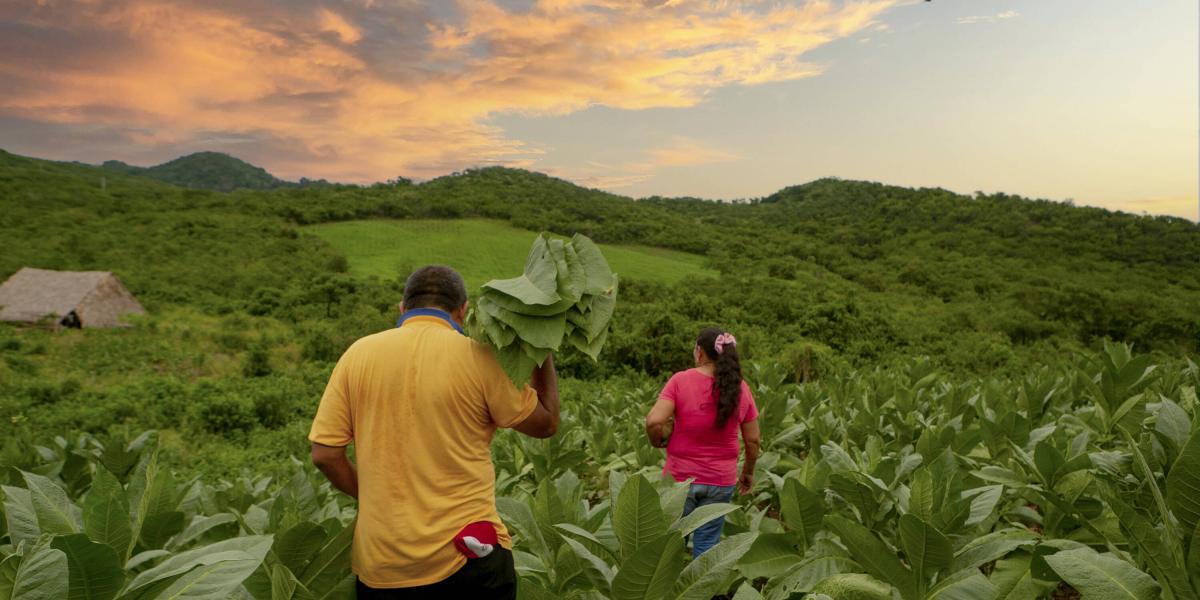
99, 151, 298, 192
5, 149, 1196, 378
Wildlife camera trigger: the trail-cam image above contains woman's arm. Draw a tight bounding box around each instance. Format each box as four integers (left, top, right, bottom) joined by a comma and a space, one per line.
738, 419, 761, 495
645, 397, 675, 448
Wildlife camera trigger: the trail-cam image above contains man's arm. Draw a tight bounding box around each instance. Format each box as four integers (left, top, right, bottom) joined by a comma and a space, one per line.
645, 397, 675, 448
311, 443, 359, 499
737, 420, 761, 495
513, 354, 560, 438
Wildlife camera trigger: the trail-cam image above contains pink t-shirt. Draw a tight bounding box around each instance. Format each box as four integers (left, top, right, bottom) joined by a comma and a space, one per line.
659, 368, 759, 486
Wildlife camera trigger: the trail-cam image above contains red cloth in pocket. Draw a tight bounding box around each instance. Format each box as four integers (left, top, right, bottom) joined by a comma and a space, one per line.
453, 521, 498, 558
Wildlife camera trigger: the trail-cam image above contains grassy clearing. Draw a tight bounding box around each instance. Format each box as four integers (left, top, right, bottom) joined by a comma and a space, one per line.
305, 218, 716, 289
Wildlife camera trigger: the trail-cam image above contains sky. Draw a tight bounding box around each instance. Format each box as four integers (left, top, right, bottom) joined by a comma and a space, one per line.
1, 0, 1196, 219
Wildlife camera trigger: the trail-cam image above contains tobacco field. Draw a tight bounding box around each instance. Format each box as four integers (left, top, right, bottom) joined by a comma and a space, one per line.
2, 342, 1198, 600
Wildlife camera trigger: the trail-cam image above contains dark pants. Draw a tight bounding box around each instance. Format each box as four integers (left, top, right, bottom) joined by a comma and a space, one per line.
355, 548, 516, 599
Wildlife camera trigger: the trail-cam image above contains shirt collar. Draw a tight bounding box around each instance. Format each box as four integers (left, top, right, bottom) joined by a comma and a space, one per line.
396, 307, 466, 335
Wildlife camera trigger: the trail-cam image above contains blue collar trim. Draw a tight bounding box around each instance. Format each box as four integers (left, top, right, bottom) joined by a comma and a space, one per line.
396, 307, 466, 335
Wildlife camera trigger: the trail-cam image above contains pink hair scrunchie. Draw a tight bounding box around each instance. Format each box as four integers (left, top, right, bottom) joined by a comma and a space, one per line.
714, 332, 737, 354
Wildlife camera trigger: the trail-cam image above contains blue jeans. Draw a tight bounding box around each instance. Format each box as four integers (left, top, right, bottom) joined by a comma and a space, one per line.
682, 483, 735, 558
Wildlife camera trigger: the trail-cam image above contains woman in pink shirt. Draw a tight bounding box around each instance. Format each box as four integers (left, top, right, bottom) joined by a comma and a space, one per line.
645, 328, 761, 557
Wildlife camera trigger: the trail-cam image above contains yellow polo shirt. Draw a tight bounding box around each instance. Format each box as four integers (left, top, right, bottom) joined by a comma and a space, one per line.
308, 315, 538, 588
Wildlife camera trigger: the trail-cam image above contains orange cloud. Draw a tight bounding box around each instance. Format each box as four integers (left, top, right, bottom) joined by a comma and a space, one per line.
646, 136, 741, 168
0, 0, 897, 183
548, 136, 741, 190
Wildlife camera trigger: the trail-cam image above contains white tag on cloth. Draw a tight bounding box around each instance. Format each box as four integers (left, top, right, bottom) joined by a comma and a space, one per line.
463, 536, 494, 557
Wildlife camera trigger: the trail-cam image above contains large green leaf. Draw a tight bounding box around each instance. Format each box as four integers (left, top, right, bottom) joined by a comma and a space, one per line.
139, 512, 185, 550
127, 447, 161, 561
269, 564, 315, 600
672, 503, 738, 538
555, 523, 617, 559
990, 555, 1038, 600
571, 234, 616, 296
809, 573, 894, 600
962, 485, 1003, 527
83, 467, 132, 559
907, 469, 935, 522
952, 529, 1037, 572
152, 549, 270, 600
1106, 491, 1198, 600
560, 536, 614, 594
926, 568, 996, 600
483, 302, 568, 351
498, 497, 552, 563
51, 534, 124, 600
610, 533, 685, 600
310, 574, 354, 600
297, 521, 354, 597
733, 582, 765, 600
2, 485, 40, 546
575, 283, 617, 342
1167, 429, 1200, 537
613, 476, 667, 560
898, 514, 951, 585
168, 513, 236, 551
1044, 548, 1160, 600
482, 236, 561, 306
9, 545, 69, 600
673, 533, 756, 600
274, 522, 330, 577
737, 534, 803, 581
1188, 520, 1200, 592
824, 515, 917, 600
1154, 398, 1192, 460
22, 470, 82, 535
762, 555, 860, 600
658, 479, 691, 522
780, 478, 824, 549
0, 555, 19, 600
124, 535, 274, 593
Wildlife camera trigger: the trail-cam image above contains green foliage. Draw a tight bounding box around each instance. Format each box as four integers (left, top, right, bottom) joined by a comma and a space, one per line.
306, 218, 714, 289
468, 234, 618, 385
0, 433, 355, 600
102, 152, 293, 192
195, 394, 257, 434
1, 343, 1198, 599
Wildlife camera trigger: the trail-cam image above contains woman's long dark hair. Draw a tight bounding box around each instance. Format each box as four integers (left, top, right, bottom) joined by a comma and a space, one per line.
697, 328, 742, 428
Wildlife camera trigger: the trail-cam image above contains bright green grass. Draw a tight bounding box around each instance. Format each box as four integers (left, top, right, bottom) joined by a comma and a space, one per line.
305, 219, 715, 290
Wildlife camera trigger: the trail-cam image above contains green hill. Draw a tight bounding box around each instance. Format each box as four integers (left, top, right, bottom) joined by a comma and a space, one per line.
100, 151, 291, 192
306, 218, 715, 289
2, 148, 1198, 377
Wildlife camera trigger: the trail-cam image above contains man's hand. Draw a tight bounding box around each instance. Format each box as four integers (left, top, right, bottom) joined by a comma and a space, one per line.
311, 443, 359, 499
513, 354, 560, 438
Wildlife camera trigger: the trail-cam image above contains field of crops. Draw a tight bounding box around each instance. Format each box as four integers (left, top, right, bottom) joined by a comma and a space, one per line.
304, 219, 716, 288
2, 342, 1197, 599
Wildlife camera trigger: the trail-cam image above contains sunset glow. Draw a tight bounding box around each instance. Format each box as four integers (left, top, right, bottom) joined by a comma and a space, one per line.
1, 0, 1196, 218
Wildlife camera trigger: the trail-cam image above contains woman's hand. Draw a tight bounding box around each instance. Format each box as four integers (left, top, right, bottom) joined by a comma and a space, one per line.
737, 471, 753, 495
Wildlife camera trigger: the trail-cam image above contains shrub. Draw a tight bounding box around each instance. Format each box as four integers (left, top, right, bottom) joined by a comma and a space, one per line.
195, 394, 257, 434
242, 344, 272, 377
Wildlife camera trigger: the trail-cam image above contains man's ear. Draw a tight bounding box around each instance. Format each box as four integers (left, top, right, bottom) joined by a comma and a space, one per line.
398, 301, 407, 316
452, 301, 469, 324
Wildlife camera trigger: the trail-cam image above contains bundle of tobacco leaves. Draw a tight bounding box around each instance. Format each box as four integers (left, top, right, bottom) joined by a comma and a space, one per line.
467, 233, 618, 386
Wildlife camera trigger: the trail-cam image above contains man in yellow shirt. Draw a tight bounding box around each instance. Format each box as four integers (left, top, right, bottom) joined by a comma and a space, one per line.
309, 265, 559, 597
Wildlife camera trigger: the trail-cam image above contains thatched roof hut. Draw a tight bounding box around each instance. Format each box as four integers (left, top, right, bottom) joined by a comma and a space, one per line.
0, 268, 146, 328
